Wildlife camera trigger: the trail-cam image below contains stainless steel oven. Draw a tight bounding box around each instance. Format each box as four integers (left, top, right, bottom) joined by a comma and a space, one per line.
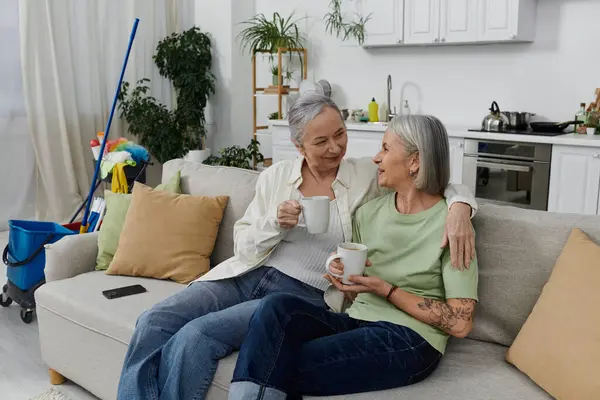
462, 139, 552, 210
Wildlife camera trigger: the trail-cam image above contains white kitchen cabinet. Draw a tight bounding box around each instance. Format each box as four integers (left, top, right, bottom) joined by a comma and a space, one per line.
547, 145, 600, 215
360, 0, 405, 46
449, 137, 465, 184
362, 0, 536, 47
440, 0, 478, 43
478, 0, 536, 42
404, 0, 440, 44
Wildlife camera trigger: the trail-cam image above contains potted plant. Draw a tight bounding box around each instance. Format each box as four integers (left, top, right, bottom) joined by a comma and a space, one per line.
270, 65, 294, 87
238, 12, 305, 76
118, 27, 216, 164
203, 139, 264, 170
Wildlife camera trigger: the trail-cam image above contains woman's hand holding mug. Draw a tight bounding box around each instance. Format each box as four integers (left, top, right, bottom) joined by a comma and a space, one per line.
277, 200, 302, 229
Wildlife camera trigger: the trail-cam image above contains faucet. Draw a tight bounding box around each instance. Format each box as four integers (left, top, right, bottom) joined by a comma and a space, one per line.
387, 75, 396, 122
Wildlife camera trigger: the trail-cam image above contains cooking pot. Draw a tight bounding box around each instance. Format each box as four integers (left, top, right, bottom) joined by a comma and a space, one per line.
501, 111, 535, 130
481, 101, 509, 132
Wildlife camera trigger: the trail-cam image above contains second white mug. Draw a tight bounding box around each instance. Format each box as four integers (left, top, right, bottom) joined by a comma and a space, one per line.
325, 242, 368, 285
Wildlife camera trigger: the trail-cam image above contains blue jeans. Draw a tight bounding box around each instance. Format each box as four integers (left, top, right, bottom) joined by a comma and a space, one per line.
117, 267, 325, 400
230, 293, 442, 400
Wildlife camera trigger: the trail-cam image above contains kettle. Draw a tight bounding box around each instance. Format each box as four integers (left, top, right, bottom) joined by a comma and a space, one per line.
481, 101, 509, 132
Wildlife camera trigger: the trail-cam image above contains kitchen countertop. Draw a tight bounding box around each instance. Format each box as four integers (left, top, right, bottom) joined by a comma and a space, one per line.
271, 120, 600, 148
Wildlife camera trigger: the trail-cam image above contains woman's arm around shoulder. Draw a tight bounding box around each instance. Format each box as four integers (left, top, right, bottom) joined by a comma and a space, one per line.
233, 162, 291, 265
443, 183, 478, 270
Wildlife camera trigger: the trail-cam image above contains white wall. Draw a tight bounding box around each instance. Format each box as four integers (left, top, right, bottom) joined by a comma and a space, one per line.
195, 0, 254, 152
250, 0, 600, 129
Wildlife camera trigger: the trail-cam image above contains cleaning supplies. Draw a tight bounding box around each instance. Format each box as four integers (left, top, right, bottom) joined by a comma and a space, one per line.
111, 163, 129, 194
368, 98, 379, 122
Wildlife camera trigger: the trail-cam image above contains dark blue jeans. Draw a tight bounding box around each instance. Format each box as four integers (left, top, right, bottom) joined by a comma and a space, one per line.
230, 293, 442, 399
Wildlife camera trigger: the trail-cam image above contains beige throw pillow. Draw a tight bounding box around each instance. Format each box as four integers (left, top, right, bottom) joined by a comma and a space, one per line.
106, 182, 229, 284
506, 228, 600, 400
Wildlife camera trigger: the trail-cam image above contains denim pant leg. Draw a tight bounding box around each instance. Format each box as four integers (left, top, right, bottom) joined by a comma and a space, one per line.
294, 322, 442, 396
230, 293, 442, 399
230, 293, 360, 400
156, 267, 326, 400
117, 266, 271, 400
158, 299, 262, 400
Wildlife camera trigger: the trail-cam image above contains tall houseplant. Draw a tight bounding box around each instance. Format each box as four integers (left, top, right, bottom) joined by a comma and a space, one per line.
118, 27, 216, 163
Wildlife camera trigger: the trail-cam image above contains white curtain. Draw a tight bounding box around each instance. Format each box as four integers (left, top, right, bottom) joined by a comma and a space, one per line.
18, 0, 194, 223
0, 1, 36, 231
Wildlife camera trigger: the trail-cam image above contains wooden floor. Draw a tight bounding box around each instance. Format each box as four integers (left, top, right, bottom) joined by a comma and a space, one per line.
0, 231, 98, 400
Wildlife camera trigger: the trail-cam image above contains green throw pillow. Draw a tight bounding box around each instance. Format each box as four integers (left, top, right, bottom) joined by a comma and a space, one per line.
95, 171, 181, 270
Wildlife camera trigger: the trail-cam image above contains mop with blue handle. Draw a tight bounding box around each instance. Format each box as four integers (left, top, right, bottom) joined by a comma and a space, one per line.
80, 18, 140, 234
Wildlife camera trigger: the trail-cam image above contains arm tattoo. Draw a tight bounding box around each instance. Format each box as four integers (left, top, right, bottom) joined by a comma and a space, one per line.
417, 298, 476, 333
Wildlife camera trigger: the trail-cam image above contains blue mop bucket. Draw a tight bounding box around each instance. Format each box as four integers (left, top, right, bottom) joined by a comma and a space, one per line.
2, 220, 77, 291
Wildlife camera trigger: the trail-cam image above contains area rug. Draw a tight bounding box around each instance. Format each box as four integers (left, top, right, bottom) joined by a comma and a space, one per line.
29, 388, 71, 400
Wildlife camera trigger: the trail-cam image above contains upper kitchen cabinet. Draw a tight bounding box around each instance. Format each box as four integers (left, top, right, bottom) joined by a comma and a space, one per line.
478, 0, 536, 42
440, 0, 479, 43
404, 0, 440, 44
360, 0, 405, 46
361, 0, 537, 47
547, 145, 600, 216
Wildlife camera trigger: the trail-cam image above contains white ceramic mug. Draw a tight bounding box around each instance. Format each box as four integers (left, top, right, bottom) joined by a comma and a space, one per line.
325, 243, 368, 285
299, 196, 330, 234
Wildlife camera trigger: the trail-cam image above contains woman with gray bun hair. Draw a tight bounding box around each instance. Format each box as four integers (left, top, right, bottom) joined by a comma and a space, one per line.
229, 114, 479, 399
118, 94, 477, 400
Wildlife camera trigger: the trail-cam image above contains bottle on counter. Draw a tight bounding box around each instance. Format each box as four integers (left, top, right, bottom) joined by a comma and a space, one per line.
575, 103, 587, 134
586, 102, 599, 134
379, 102, 388, 122
368, 98, 379, 122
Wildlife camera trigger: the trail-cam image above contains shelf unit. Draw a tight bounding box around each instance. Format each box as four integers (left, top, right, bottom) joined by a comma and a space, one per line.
252, 47, 308, 167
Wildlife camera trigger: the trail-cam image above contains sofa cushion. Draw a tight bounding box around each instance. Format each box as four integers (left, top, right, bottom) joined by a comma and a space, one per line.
96, 171, 181, 271
470, 204, 600, 347
35, 271, 184, 344
506, 228, 600, 400
206, 339, 550, 400
162, 160, 260, 266
106, 183, 229, 283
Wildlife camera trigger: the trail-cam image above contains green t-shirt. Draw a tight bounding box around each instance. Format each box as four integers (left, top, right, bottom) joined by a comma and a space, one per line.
346, 193, 478, 354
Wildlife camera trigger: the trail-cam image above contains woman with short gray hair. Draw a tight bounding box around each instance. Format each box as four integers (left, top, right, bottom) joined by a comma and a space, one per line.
229, 115, 479, 399
118, 95, 477, 399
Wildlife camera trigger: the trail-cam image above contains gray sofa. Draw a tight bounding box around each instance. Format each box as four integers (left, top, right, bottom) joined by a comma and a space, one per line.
35, 159, 600, 400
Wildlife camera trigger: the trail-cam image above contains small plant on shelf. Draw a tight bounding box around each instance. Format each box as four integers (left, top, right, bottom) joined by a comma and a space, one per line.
268, 111, 281, 120
270, 65, 294, 86
203, 139, 264, 170
325, 0, 372, 45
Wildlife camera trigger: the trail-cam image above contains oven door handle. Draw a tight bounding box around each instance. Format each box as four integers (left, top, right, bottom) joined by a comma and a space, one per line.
476, 160, 532, 173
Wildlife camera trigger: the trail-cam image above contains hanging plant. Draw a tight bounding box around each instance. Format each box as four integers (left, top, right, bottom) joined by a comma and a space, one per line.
325, 0, 372, 45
